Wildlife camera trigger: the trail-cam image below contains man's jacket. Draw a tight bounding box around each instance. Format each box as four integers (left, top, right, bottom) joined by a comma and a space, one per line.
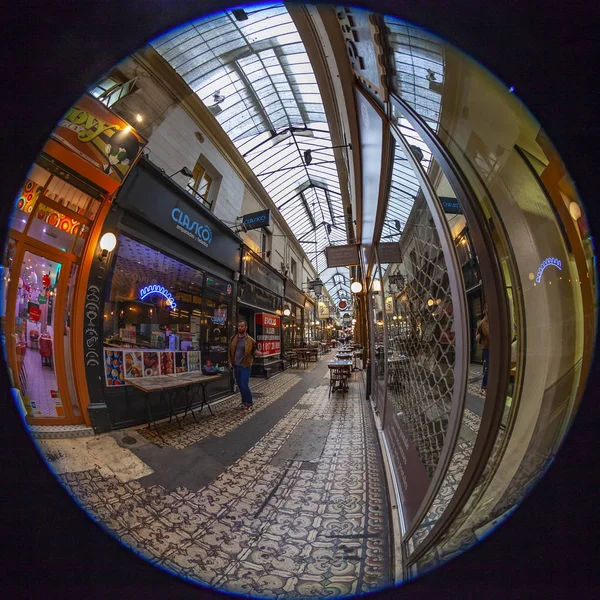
228, 334, 257, 368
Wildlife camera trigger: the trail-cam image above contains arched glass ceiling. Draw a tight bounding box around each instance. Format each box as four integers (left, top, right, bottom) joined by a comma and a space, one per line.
151, 3, 350, 303
384, 16, 445, 131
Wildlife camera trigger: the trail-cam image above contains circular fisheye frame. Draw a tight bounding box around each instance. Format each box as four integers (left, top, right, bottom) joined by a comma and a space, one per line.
1, 2, 596, 598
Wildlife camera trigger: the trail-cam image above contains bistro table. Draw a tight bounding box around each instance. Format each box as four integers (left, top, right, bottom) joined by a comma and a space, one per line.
126, 372, 223, 439
327, 359, 353, 392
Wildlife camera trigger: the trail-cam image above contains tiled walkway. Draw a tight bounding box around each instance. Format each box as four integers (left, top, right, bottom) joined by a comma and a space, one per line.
41, 360, 392, 598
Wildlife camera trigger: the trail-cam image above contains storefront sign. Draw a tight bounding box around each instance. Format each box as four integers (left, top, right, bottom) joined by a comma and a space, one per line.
240, 280, 282, 314
318, 301, 330, 319
440, 196, 463, 214
139, 284, 177, 308
255, 313, 281, 357
325, 244, 360, 268
385, 296, 394, 314
242, 209, 271, 231
50, 94, 146, 184
338, 299, 348, 310
117, 159, 241, 272
284, 279, 305, 308
38, 294, 47, 304
171, 207, 213, 247
29, 304, 42, 322
377, 242, 402, 264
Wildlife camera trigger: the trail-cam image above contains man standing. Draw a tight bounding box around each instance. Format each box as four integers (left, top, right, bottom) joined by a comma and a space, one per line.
228, 321, 256, 411
476, 303, 490, 395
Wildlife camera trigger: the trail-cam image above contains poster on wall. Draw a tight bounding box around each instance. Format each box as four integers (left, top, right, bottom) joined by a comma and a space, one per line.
160, 351, 175, 375
104, 350, 125, 386
124, 351, 143, 378
187, 351, 201, 372
142, 351, 160, 377
255, 313, 281, 357
318, 301, 330, 319
175, 352, 188, 373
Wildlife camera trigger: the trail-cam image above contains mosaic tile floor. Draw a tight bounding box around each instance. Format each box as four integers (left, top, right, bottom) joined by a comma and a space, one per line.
468, 364, 485, 399
136, 373, 302, 449
57, 371, 392, 598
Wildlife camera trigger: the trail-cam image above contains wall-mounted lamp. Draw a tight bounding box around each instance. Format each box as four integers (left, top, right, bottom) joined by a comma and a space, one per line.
350, 281, 363, 294
99, 232, 117, 261
168, 166, 194, 179
372, 280, 381, 293
283, 305, 291, 317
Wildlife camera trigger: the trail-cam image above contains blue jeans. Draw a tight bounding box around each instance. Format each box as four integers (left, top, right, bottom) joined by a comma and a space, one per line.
482, 348, 489, 390
233, 365, 252, 405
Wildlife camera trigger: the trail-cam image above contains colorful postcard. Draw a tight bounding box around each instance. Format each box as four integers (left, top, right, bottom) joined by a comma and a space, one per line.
104, 349, 125, 386
187, 351, 200, 372
160, 351, 175, 375
175, 351, 188, 373
142, 351, 160, 377
124, 351, 144, 378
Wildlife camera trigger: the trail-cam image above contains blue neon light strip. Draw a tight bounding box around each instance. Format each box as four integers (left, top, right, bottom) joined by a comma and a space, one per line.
536, 257, 562, 283
139, 285, 177, 308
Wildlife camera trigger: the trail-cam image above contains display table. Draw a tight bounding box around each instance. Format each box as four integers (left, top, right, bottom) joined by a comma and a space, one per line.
126, 372, 223, 439
327, 359, 353, 393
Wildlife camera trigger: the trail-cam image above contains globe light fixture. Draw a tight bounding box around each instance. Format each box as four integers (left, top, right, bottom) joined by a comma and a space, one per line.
351, 281, 363, 294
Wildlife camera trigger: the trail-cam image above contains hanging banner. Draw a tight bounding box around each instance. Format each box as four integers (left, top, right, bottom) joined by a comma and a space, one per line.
318, 301, 330, 319
255, 313, 281, 357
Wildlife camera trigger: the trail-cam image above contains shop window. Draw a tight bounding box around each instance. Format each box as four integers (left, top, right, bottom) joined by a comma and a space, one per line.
89, 76, 138, 108
189, 158, 220, 211
27, 204, 90, 256
104, 235, 205, 351
10, 164, 52, 232
290, 257, 297, 284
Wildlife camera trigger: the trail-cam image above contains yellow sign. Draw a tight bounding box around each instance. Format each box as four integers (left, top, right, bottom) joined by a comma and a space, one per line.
385, 296, 394, 314
318, 301, 330, 319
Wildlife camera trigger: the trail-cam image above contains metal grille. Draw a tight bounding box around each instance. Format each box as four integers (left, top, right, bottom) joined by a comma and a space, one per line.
385, 198, 455, 479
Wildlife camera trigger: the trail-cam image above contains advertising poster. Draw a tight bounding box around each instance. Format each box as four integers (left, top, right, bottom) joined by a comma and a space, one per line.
104, 349, 125, 386
160, 351, 175, 375
142, 351, 160, 377
124, 351, 143, 378
187, 351, 201, 372
49, 93, 146, 185
175, 352, 188, 373
255, 313, 281, 357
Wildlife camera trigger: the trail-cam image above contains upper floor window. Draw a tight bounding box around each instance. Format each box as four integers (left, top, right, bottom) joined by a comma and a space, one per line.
89, 76, 137, 108
290, 258, 297, 284
190, 164, 213, 210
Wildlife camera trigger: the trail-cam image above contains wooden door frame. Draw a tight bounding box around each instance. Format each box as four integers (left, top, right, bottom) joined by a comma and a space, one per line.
4, 232, 84, 425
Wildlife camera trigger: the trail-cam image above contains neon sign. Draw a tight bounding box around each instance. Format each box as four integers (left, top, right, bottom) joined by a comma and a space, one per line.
139, 285, 177, 308
536, 257, 562, 283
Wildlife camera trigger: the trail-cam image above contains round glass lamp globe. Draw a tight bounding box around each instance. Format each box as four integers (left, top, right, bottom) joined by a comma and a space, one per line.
99, 232, 117, 252
351, 281, 363, 294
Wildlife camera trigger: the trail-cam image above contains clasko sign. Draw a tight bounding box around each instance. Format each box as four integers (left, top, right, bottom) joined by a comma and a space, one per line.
171, 208, 213, 248
242, 209, 271, 232
140, 285, 177, 308
255, 313, 281, 357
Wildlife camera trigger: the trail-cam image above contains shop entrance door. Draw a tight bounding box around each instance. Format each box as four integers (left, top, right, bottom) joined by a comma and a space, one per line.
5, 244, 84, 425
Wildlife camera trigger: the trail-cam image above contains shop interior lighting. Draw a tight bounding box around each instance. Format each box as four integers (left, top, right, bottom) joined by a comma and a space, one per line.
136, 114, 143, 122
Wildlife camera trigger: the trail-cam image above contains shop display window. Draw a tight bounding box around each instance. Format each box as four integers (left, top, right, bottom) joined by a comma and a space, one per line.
104, 235, 204, 354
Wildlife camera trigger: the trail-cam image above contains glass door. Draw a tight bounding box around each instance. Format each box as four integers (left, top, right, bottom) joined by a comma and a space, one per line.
7, 246, 83, 424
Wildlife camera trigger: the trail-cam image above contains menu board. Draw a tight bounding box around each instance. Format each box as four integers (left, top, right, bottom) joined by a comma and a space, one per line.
175, 352, 188, 373
187, 351, 200, 372
124, 351, 144, 378
104, 348, 202, 385
160, 351, 175, 375
104, 350, 125, 386
142, 351, 160, 376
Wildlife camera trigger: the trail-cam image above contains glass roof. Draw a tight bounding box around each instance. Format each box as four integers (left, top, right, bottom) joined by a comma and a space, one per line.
151, 3, 350, 303
384, 17, 445, 131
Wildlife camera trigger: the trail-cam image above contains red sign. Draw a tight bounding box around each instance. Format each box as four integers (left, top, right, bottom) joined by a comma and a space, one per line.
255, 313, 281, 357
29, 306, 42, 322
42, 274, 51, 288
